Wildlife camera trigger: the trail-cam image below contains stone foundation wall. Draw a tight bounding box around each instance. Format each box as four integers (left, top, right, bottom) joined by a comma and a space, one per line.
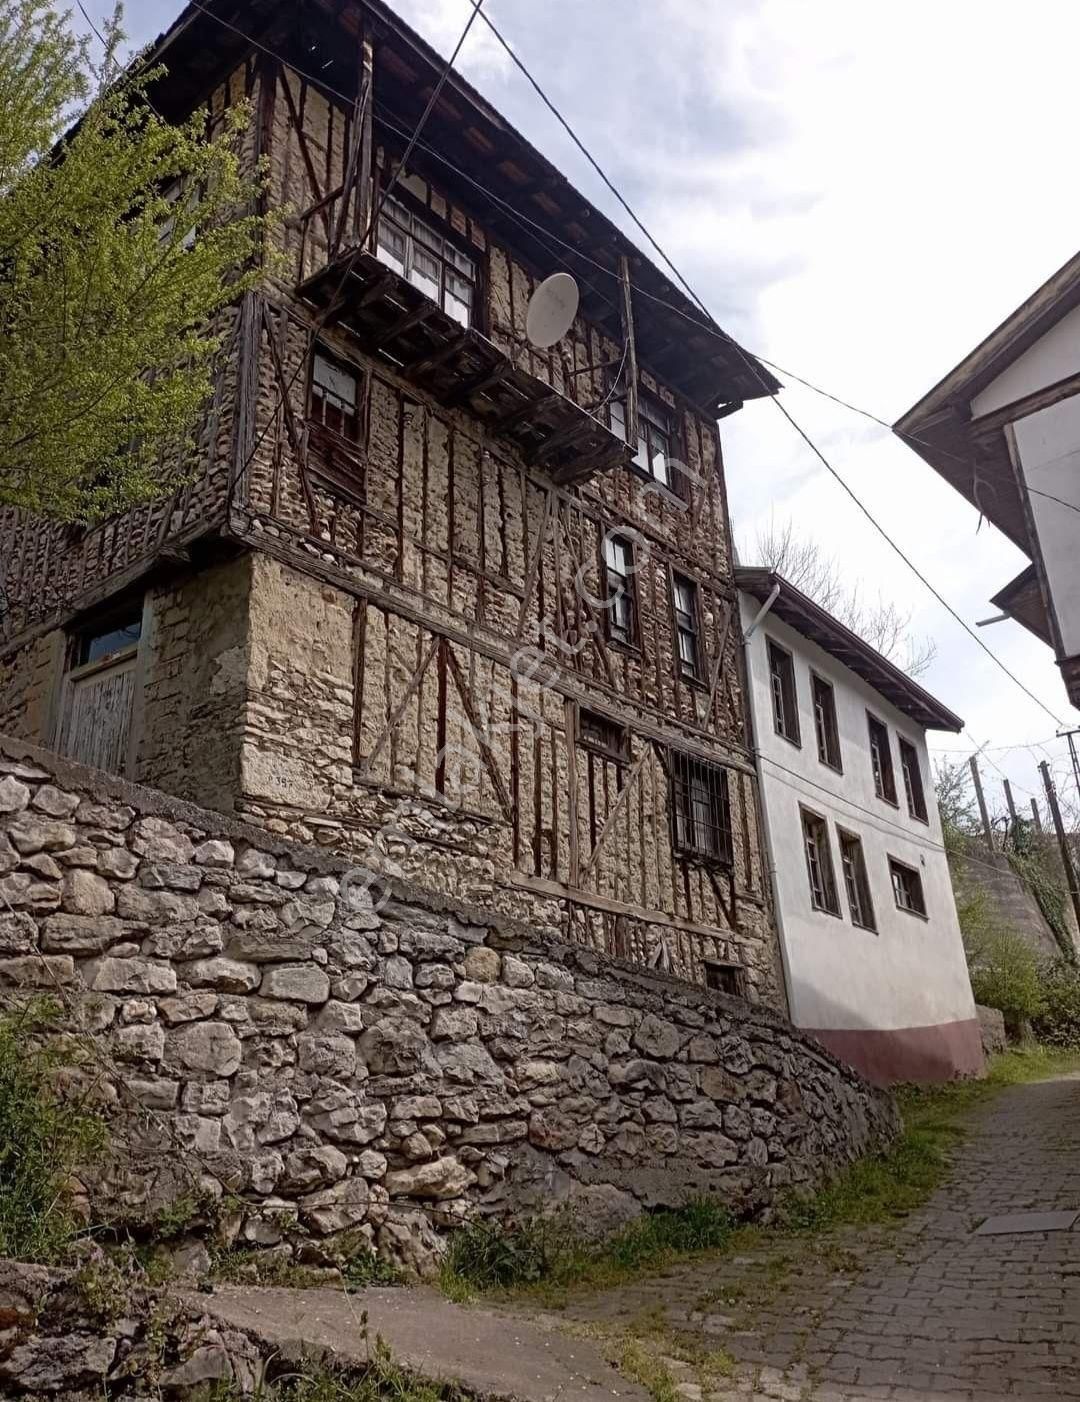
0, 734, 897, 1274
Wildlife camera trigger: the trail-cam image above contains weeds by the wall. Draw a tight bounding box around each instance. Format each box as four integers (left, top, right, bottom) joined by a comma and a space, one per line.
0, 999, 107, 1262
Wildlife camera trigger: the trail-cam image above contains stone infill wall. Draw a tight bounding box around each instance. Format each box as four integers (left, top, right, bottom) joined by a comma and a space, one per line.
0, 735, 898, 1273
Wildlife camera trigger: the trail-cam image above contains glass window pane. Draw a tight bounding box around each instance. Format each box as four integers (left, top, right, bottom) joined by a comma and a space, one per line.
609, 399, 628, 443
313, 354, 357, 409
377, 225, 406, 275
80, 618, 142, 666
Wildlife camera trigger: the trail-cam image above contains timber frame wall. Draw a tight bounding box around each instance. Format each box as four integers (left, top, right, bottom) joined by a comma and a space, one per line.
0, 1, 785, 1004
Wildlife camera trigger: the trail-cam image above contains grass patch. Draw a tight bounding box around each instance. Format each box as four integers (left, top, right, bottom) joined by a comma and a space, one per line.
0, 999, 107, 1262
441, 1198, 734, 1304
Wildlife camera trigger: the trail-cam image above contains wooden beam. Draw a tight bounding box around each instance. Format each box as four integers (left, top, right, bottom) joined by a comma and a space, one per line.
515, 488, 553, 639
359, 634, 440, 773
405, 332, 472, 377
580, 746, 651, 879
509, 871, 766, 934
618, 253, 640, 445
444, 644, 513, 820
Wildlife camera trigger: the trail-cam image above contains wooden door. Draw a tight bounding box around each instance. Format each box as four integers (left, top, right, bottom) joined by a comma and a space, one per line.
57, 653, 137, 775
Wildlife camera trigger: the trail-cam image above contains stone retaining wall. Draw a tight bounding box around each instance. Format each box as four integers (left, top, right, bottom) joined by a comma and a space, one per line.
0, 735, 898, 1273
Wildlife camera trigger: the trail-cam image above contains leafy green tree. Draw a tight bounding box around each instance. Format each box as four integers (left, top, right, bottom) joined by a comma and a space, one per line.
0, 2, 266, 523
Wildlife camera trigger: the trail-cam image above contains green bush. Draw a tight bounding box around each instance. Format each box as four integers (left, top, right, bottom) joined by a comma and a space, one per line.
1032, 959, 1080, 1047
0, 1001, 107, 1261
966, 929, 1045, 1034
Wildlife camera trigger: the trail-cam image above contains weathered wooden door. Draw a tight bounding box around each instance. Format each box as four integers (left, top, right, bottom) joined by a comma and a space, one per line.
57, 653, 138, 775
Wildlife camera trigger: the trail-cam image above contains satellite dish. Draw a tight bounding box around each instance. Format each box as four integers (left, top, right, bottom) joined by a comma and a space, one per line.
526, 272, 580, 349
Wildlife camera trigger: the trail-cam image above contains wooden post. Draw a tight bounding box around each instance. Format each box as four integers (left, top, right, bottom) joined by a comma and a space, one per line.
617, 254, 639, 447
1031, 797, 1044, 833
1002, 778, 1018, 829
1039, 760, 1080, 942
969, 756, 995, 851
1067, 730, 1080, 809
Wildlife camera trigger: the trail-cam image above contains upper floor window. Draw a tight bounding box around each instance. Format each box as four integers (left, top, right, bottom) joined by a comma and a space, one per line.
812, 673, 841, 770
610, 392, 681, 494
310, 351, 361, 441
867, 713, 897, 804
898, 737, 928, 822
768, 640, 800, 744
890, 857, 927, 917
839, 828, 876, 931
670, 752, 732, 866
376, 194, 476, 327
672, 573, 701, 681
603, 534, 637, 647
577, 708, 629, 764
801, 807, 840, 916
75, 611, 142, 669
159, 179, 197, 250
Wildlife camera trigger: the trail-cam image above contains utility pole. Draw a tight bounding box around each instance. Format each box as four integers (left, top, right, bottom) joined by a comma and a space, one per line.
1031, 797, 1044, 833
1039, 760, 1080, 940
969, 756, 995, 851
1067, 730, 1080, 807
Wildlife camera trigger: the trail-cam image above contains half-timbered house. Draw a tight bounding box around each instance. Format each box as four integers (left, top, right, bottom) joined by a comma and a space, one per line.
0, 0, 787, 1001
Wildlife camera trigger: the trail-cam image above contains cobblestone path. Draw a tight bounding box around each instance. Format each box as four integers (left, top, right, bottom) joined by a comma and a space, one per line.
546, 1072, 1080, 1401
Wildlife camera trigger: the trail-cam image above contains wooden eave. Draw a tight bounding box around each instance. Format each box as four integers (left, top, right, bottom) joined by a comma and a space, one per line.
735, 567, 964, 733
142, 0, 780, 415
894, 247, 1080, 548
990, 565, 1053, 649
300, 250, 628, 482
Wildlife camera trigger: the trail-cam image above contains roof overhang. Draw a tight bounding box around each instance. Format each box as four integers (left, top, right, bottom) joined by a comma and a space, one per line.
990, 565, 1053, 648
143, 0, 781, 415
893, 248, 1080, 548
735, 567, 964, 733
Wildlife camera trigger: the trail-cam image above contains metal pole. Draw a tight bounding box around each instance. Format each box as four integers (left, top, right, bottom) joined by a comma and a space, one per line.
970, 756, 995, 851
1031, 797, 1044, 833
1039, 760, 1080, 942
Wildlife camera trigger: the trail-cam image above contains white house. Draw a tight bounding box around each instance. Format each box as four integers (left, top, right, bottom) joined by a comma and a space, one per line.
895, 250, 1080, 712
736, 568, 982, 1085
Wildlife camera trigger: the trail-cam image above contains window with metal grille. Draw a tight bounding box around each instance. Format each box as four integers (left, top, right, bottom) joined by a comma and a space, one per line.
801, 807, 840, 915
670, 753, 732, 865
890, 857, 926, 916
376, 194, 476, 326
812, 673, 841, 770
602, 534, 637, 647
310, 351, 361, 441
839, 828, 876, 931
610, 392, 681, 494
704, 961, 747, 998
577, 708, 628, 763
672, 573, 701, 681
898, 737, 928, 821
867, 714, 897, 804
768, 640, 800, 744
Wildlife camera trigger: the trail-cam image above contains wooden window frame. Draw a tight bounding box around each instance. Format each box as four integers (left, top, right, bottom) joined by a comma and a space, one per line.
576, 706, 629, 765
889, 856, 927, 918
838, 827, 876, 932
704, 960, 747, 998
609, 388, 688, 502
867, 711, 898, 806
800, 805, 841, 917
601, 533, 641, 652
898, 736, 929, 823
670, 752, 733, 868
307, 345, 366, 447
811, 671, 842, 771
375, 187, 479, 329
670, 569, 704, 685
767, 638, 801, 746
69, 607, 143, 675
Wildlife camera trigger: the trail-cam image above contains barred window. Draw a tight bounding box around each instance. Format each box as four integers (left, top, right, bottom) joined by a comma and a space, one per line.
670, 753, 732, 865
801, 807, 840, 916
704, 961, 747, 998
672, 573, 702, 681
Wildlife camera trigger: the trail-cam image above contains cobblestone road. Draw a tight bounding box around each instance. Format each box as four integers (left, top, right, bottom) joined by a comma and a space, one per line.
552, 1071, 1080, 1401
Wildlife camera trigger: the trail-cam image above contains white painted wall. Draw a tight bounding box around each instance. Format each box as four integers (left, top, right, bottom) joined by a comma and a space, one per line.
971, 300, 1080, 417
740, 596, 976, 1036
1011, 397, 1080, 658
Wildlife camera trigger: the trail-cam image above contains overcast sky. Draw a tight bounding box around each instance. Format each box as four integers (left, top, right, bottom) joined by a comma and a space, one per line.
84, 0, 1080, 817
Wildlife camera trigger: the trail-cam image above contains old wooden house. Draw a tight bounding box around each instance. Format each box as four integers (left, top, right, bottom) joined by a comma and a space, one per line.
0, 0, 786, 1002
